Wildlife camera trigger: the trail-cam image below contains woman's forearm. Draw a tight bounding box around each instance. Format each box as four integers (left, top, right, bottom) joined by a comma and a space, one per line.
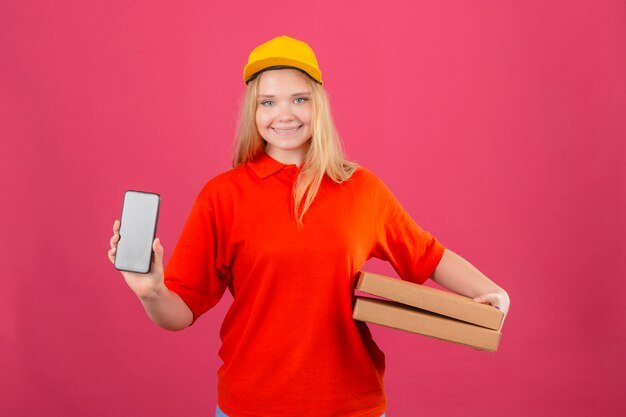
431, 249, 510, 314
137, 284, 194, 331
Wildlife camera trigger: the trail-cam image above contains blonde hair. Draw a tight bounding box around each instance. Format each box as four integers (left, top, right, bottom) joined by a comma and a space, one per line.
233, 70, 359, 224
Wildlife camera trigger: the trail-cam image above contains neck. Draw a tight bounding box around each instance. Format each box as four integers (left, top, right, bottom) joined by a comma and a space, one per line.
265, 145, 307, 166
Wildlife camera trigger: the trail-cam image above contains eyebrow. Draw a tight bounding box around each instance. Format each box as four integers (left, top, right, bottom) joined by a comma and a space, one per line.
257, 92, 312, 98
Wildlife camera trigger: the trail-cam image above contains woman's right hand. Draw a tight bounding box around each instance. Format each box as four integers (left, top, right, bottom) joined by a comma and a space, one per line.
108, 219, 167, 300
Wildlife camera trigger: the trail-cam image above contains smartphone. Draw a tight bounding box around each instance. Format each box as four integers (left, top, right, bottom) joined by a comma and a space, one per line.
114, 190, 160, 274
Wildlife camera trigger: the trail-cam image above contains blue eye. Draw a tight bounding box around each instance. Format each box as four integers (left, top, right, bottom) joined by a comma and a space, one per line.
261, 100, 274, 107
294, 97, 309, 104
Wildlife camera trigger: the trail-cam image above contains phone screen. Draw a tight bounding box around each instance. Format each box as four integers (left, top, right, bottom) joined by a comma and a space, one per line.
115, 190, 160, 274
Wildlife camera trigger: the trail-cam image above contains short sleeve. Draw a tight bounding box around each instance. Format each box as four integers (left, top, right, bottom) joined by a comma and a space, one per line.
164, 196, 229, 323
371, 176, 445, 284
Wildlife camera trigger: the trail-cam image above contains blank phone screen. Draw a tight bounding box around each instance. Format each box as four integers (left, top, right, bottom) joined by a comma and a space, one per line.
115, 191, 160, 273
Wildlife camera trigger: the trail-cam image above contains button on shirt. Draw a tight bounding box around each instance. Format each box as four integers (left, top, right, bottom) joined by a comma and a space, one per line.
164, 151, 445, 417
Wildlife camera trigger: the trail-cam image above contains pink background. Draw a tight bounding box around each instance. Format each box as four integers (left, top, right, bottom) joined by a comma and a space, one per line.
1, 0, 625, 416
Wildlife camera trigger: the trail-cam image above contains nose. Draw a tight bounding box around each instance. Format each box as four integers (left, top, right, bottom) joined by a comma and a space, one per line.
276, 102, 295, 122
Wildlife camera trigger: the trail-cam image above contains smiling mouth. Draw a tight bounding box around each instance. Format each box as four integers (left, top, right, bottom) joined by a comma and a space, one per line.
272, 126, 302, 136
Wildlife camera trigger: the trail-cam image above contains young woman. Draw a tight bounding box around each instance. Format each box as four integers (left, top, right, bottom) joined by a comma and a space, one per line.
108, 35, 510, 417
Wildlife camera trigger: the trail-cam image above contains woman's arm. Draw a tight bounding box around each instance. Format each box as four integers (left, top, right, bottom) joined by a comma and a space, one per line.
109, 220, 193, 330
431, 249, 510, 315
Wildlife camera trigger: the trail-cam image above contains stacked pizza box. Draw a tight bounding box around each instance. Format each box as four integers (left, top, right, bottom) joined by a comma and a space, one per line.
353, 272, 505, 352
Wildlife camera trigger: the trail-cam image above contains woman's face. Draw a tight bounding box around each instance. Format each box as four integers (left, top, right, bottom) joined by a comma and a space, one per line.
255, 69, 313, 165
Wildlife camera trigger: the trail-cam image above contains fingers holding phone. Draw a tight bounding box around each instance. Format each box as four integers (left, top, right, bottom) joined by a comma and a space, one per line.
109, 225, 166, 299
108, 219, 121, 264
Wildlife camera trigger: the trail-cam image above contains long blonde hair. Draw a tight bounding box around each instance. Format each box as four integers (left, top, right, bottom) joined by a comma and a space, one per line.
233, 70, 359, 224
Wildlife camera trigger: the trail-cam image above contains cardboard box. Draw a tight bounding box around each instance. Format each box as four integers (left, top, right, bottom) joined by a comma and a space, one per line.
356, 271, 504, 330
353, 297, 501, 352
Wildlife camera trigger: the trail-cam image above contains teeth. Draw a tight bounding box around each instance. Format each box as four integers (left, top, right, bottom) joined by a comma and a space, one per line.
273, 127, 299, 134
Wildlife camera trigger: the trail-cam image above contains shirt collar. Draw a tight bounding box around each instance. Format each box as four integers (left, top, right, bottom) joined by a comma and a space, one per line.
248, 151, 289, 179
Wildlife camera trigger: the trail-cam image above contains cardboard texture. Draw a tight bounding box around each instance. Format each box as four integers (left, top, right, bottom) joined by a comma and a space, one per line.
356, 271, 504, 330
353, 297, 501, 352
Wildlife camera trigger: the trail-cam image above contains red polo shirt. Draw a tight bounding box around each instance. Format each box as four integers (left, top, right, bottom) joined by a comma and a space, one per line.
164, 152, 445, 417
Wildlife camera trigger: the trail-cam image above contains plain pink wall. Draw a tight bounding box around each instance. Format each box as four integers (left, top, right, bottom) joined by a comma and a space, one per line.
1, 0, 625, 416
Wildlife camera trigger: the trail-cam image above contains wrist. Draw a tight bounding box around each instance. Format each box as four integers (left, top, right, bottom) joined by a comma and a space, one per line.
137, 281, 168, 303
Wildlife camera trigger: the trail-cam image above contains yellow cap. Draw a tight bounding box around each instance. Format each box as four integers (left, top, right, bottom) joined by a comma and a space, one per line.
243, 35, 323, 85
